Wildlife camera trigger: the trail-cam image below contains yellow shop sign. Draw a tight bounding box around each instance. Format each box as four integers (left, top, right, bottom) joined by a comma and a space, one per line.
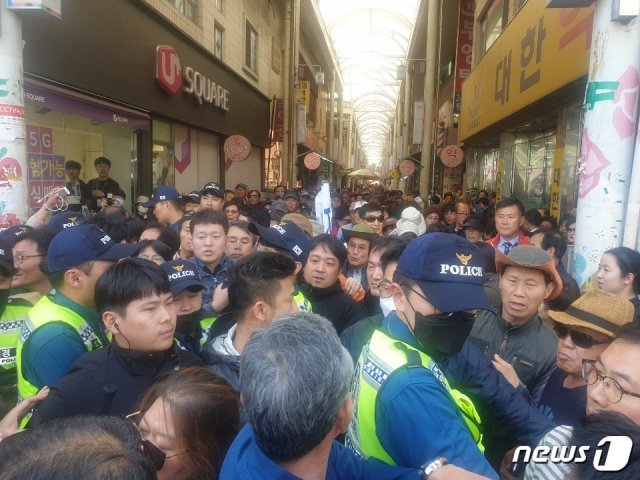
459, 2, 593, 141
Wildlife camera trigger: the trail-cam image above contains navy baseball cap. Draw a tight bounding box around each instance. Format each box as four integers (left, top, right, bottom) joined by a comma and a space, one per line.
183, 191, 201, 204
161, 260, 203, 296
0, 238, 13, 275
0, 225, 33, 247
47, 211, 86, 235
284, 190, 299, 201
201, 182, 225, 198
396, 232, 491, 312
249, 221, 310, 263
47, 224, 138, 273
143, 186, 181, 208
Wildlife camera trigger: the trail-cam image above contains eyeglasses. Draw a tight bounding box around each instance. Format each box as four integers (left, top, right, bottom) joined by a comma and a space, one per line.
14, 254, 45, 265
127, 411, 187, 471
365, 215, 384, 223
378, 280, 392, 297
582, 359, 640, 404
248, 194, 260, 198
554, 324, 609, 350
139, 254, 165, 263
456, 211, 471, 216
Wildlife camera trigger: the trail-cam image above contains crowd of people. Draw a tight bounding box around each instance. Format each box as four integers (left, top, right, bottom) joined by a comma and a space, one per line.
1, 156, 640, 479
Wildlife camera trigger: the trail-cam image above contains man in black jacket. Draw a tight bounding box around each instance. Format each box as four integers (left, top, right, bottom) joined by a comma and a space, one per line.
203, 252, 298, 391
34, 258, 200, 421
299, 234, 365, 334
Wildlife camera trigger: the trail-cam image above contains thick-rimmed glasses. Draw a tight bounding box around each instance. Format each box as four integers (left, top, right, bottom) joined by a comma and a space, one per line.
126, 411, 187, 471
582, 359, 640, 404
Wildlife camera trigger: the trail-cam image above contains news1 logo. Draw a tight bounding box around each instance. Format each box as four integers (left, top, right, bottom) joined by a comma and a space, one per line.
513, 436, 633, 472
156, 46, 182, 95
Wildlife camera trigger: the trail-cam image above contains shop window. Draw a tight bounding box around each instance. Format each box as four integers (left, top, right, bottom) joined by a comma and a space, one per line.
478, 0, 506, 58
245, 20, 259, 76
214, 23, 224, 60
170, 0, 198, 23
152, 120, 175, 188
215, 0, 224, 14
511, 133, 555, 209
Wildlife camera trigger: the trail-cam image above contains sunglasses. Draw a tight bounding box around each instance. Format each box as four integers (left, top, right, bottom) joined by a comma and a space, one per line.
127, 411, 186, 471
554, 324, 609, 349
365, 215, 384, 223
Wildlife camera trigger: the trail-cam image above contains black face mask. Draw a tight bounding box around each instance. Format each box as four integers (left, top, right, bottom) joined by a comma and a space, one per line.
176, 309, 203, 334
412, 311, 476, 360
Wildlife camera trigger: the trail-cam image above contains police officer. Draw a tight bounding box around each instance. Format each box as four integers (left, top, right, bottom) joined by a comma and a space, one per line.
347, 233, 498, 478
0, 239, 31, 409
161, 259, 217, 356
16, 225, 137, 401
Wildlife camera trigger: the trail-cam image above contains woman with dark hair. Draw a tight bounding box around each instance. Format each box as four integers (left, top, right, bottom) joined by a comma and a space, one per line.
132, 367, 240, 480
597, 246, 640, 321
136, 240, 174, 265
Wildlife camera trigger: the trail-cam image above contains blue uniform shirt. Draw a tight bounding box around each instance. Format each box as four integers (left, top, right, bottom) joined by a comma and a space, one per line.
23, 291, 105, 390
221, 425, 420, 480
373, 312, 498, 479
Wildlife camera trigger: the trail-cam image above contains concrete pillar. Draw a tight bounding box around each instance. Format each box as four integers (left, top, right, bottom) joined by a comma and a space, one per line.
0, 5, 27, 227
282, 1, 291, 187
419, 0, 439, 197
402, 69, 412, 159
346, 113, 353, 169
573, 2, 640, 287
337, 93, 344, 165
327, 70, 335, 159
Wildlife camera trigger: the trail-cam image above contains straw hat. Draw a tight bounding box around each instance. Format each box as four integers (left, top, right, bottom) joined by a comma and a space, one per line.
548, 289, 635, 338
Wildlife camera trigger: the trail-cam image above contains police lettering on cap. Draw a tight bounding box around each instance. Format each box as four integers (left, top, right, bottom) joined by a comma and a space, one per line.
396, 232, 492, 313
47, 224, 138, 273
47, 211, 86, 235
161, 260, 203, 296
143, 186, 181, 208
0, 225, 33, 248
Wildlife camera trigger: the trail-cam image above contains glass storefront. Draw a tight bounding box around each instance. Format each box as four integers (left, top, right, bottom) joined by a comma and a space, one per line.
24, 80, 148, 212
511, 132, 556, 210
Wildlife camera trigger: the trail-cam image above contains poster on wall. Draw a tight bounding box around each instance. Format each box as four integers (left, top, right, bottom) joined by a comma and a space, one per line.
26, 125, 66, 209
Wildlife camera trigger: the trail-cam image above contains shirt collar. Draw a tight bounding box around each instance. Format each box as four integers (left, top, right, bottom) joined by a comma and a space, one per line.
381, 311, 423, 351
53, 290, 105, 341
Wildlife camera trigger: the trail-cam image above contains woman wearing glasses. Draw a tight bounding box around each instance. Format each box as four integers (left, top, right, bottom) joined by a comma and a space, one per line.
494, 290, 634, 428
131, 367, 240, 480
246, 190, 262, 206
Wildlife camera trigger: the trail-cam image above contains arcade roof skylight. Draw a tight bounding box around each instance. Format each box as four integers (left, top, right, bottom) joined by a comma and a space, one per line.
319, 0, 420, 165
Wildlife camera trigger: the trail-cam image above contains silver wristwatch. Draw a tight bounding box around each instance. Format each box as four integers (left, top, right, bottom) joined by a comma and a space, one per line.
420, 457, 448, 479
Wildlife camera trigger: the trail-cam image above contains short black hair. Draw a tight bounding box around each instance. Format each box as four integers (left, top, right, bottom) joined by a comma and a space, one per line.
94, 156, 111, 167
443, 203, 457, 215
370, 236, 407, 256
539, 215, 558, 229
309, 234, 347, 267
86, 214, 128, 244
359, 202, 383, 218
65, 160, 82, 171
540, 229, 567, 261
228, 252, 296, 318
605, 246, 640, 294
0, 415, 155, 480
95, 258, 171, 316
379, 238, 409, 273
190, 209, 229, 235
156, 227, 181, 257
239, 205, 270, 228
16, 229, 53, 256
524, 208, 542, 227
167, 198, 184, 212
123, 216, 146, 243
136, 239, 174, 262
495, 197, 525, 216
223, 199, 244, 210
615, 322, 640, 346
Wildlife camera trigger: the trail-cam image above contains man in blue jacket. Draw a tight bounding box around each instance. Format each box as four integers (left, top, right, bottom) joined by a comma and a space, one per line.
221, 312, 422, 480
346, 233, 498, 478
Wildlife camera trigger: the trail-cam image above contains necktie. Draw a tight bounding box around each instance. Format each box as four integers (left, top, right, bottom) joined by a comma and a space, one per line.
503, 242, 512, 255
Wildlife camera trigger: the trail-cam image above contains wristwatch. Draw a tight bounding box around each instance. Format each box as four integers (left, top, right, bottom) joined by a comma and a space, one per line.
420, 457, 448, 479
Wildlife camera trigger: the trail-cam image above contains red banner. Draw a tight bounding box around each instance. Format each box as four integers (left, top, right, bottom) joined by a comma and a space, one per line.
453, 0, 474, 115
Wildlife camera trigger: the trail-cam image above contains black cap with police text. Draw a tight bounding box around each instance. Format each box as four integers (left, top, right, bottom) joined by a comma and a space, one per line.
201, 182, 225, 198
47, 211, 86, 235
143, 186, 181, 208
0, 238, 14, 275
0, 225, 33, 248
47, 224, 138, 273
161, 260, 204, 296
396, 232, 491, 312
183, 191, 201, 204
